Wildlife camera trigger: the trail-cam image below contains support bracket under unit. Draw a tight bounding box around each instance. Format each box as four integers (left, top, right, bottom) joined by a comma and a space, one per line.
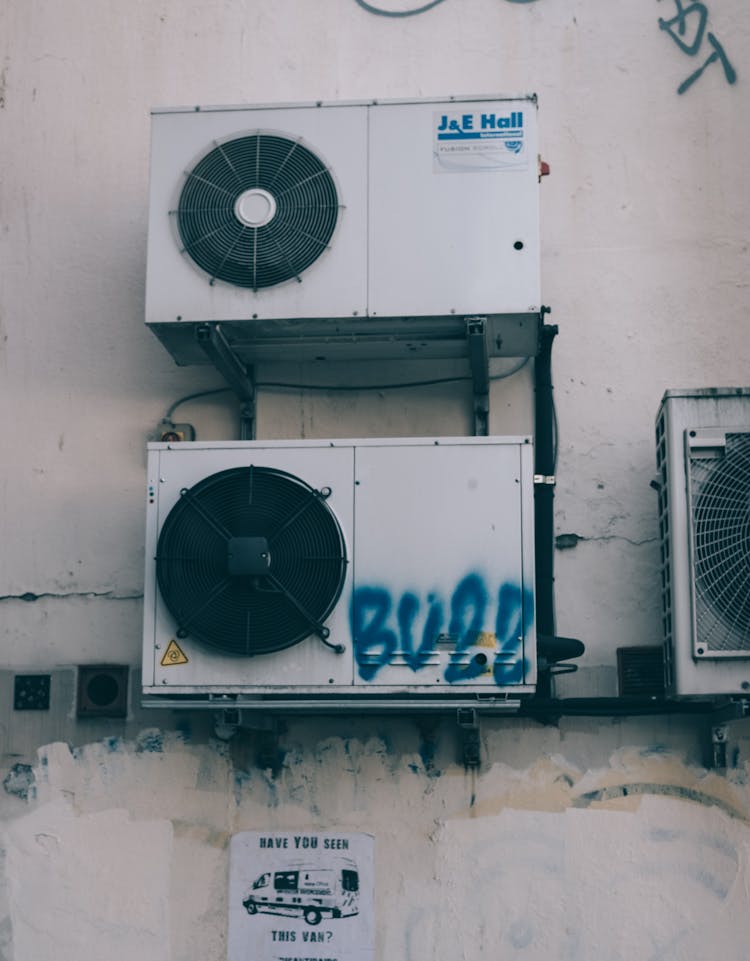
457, 706, 482, 768
466, 317, 490, 437
196, 323, 256, 439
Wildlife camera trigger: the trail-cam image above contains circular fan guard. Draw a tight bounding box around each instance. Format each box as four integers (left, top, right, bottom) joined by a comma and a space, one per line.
175, 133, 338, 289
156, 466, 347, 656
692, 433, 750, 644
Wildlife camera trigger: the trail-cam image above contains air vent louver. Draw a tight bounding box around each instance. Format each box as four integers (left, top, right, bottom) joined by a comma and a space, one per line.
175, 133, 338, 289
690, 432, 750, 653
155, 466, 347, 656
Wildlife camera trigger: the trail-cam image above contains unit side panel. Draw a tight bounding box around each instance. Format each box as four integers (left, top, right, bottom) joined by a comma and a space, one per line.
368, 99, 540, 319
351, 442, 534, 690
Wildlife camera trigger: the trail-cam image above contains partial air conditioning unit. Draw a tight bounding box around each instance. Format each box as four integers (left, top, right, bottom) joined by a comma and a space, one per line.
655, 389, 750, 697
145, 96, 541, 365
142, 437, 536, 710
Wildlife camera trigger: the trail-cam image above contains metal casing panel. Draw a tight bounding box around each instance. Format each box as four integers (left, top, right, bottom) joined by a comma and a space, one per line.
146, 104, 369, 325
142, 437, 536, 704
368, 98, 539, 318
656, 389, 750, 696
352, 441, 535, 688
143, 443, 356, 692
145, 96, 539, 336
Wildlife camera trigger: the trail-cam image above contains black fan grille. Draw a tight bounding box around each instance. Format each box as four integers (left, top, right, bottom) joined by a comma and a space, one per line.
156, 466, 347, 656
691, 432, 750, 653
175, 133, 339, 289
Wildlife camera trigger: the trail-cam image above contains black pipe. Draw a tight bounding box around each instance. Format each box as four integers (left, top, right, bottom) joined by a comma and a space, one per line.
534, 321, 559, 698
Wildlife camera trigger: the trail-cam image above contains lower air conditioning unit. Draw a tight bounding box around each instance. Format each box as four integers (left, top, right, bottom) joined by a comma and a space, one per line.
655, 389, 750, 697
142, 437, 536, 710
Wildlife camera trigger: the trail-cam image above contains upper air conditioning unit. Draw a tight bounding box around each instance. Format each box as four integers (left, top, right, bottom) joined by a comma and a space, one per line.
145, 96, 541, 365
142, 437, 536, 710
655, 389, 750, 697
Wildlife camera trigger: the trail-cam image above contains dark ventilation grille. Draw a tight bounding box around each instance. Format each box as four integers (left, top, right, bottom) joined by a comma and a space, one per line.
617, 647, 665, 698
655, 410, 675, 687
690, 432, 750, 654
155, 466, 347, 656
175, 133, 339, 290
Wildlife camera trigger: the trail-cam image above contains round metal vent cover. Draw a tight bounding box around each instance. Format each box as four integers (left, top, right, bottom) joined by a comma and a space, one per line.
175, 133, 339, 290
155, 466, 347, 656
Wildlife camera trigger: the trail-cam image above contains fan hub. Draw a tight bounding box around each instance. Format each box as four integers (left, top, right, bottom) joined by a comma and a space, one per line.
227, 536, 271, 576
234, 188, 277, 228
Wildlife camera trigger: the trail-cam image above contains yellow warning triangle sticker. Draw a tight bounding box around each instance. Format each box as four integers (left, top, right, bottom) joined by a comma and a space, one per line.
160, 639, 189, 667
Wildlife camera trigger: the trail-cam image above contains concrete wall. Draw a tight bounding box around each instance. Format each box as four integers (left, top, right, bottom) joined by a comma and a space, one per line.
1, 1, 750, 959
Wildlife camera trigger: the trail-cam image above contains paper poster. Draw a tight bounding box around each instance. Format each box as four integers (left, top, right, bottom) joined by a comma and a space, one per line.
228, 831, 375, 961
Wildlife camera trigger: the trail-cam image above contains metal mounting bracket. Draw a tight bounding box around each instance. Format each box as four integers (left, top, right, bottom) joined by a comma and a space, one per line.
256, 721, 283, 773
456, 706, 482, 768
196, 323, 257, 439
711, 724, 728, 770
214, 708, 242, 740
466, 317, 490, 437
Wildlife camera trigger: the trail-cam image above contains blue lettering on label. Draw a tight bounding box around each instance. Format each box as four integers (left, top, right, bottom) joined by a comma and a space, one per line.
437, 111, 524, 140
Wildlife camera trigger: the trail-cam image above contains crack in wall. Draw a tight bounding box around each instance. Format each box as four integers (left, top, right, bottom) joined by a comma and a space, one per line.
0, 590, 143, 603
556, 532, 659, 550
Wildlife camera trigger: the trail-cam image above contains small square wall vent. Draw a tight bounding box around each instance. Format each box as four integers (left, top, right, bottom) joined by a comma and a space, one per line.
14, 674, 51, 711
77, 666, 129, 718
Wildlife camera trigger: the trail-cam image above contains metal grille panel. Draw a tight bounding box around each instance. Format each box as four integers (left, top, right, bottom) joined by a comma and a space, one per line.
175, 134, 339, 289
689, 431, 750, 654
155, 466, 348, 656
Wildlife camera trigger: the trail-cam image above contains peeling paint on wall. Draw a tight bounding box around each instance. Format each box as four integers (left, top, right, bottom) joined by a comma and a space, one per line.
2, 732, 750, 961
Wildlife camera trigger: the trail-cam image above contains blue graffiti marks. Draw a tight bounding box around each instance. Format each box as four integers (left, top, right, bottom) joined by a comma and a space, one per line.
351, 587, 440, 680
444, 574, 490, 683
398, 591, 444, 671
351, 574, 533, 685
657, 1, 737, 95
351, 587, 397, 681
493, 583, 529, 685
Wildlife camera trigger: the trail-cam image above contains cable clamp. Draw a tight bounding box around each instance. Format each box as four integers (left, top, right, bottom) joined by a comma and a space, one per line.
534, 474, 556, 486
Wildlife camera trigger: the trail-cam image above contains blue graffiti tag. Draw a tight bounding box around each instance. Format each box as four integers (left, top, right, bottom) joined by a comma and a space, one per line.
351, 575, 533, 684
657, 1, 737, 94
444, 574, 489, 683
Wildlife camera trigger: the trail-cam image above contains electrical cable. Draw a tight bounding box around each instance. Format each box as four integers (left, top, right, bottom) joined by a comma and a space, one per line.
162, 358, 529, 422
256, 356, 530, 393
164, 388, 231, 421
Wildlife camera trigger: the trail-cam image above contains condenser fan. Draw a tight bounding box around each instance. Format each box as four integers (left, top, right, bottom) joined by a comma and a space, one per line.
174, 133, 339, 289
155, 466, 348, 656
691, 432, 750, 653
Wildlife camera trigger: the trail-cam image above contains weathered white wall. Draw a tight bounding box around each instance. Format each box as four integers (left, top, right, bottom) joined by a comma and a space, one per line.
1, 1, 749, 959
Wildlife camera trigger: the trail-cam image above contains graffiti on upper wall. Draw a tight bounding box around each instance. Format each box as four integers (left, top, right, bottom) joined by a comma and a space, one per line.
658, 0, 737, 94
351, 574, 533, 685
353, 0, 539, 17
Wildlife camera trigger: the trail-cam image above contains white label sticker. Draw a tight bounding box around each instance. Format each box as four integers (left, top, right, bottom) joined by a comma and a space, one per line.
433, 108, 528, 173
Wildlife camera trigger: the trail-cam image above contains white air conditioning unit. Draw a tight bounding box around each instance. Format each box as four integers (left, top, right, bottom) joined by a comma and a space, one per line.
142, 437, 536, 710
655, 389, 750, 697
145, 96, 540, 364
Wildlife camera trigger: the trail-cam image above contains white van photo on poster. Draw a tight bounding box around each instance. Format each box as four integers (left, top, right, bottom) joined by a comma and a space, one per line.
228, 831, 374, 961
